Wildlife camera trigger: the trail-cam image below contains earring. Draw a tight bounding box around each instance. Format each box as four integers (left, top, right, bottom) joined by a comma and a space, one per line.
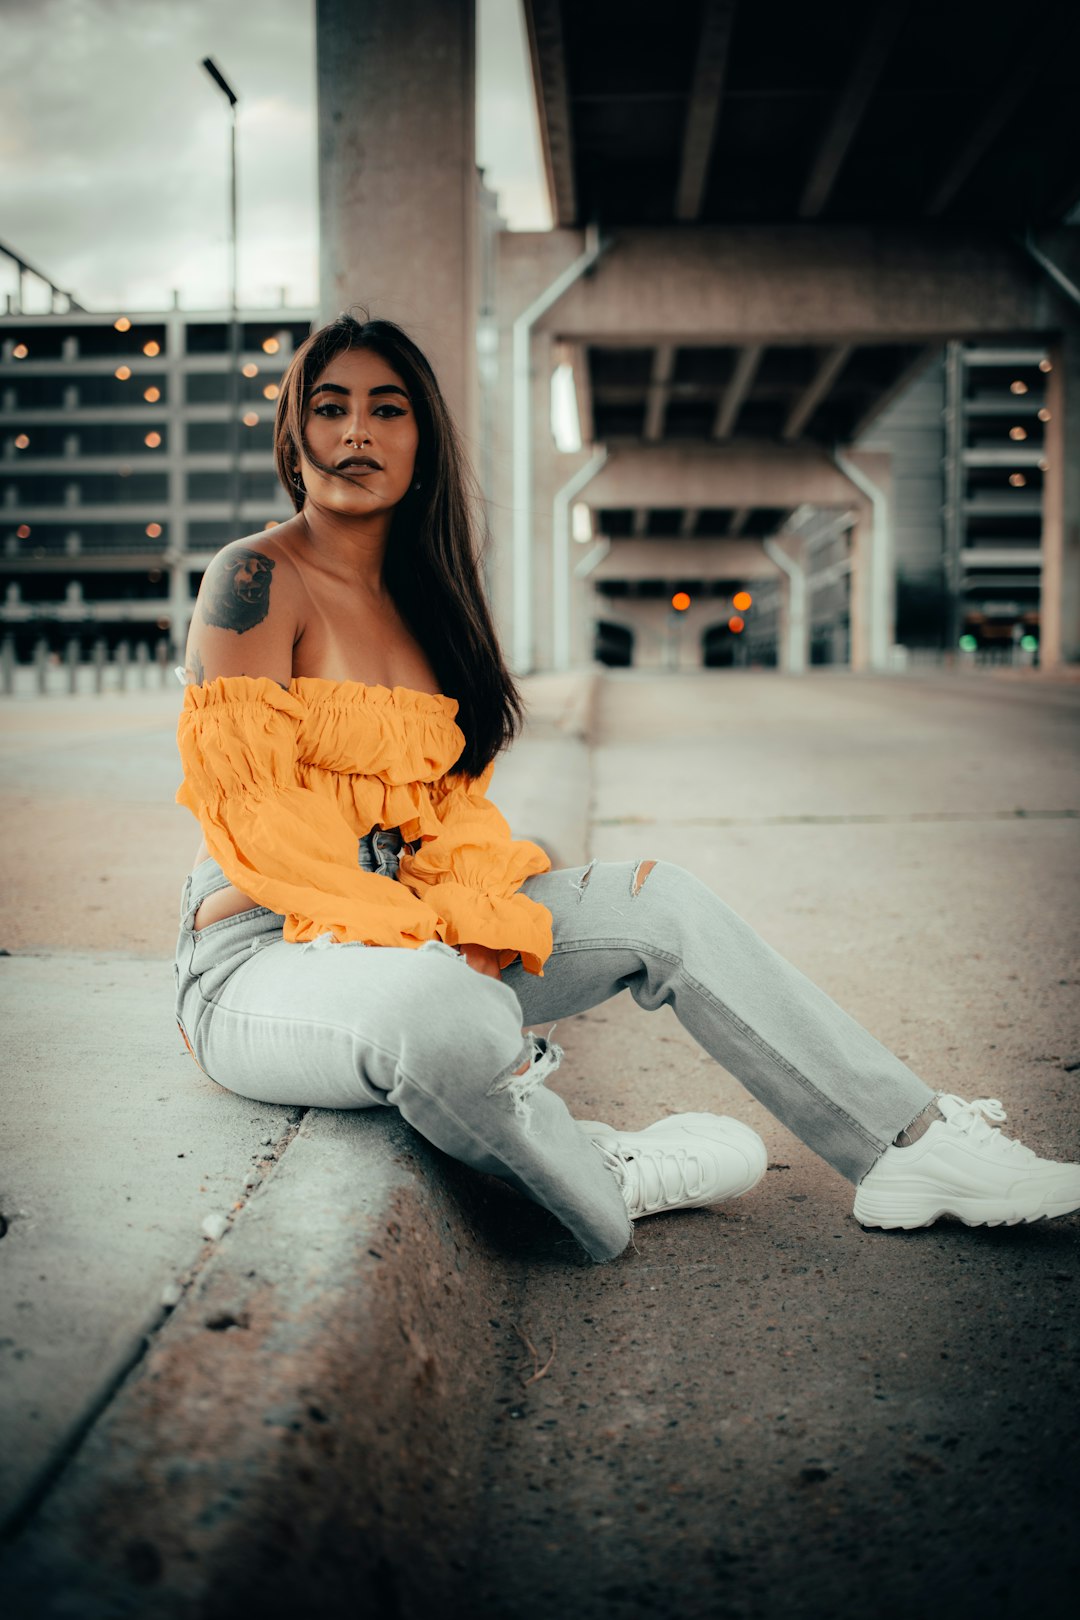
412, 477, 422, 491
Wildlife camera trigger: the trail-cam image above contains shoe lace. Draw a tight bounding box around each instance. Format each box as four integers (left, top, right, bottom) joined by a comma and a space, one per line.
936, 1094, 1038, 1162
594, 1140, 708, 1216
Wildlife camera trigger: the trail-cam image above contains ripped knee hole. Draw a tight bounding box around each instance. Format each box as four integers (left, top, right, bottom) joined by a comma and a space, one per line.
631, 858, 656, 896
570, 857, 657, 901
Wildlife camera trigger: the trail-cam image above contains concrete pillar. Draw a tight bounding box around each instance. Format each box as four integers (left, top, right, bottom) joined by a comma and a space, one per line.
847, 507, 872, 672
837, 448, 894, 673
316, 0, 479, 445
1041, 326, 1080, 669
490, 230, 595, 669
766, 532, 809, 674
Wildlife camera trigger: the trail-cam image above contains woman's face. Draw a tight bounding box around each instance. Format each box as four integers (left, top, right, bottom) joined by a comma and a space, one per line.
297, 345, 420, 517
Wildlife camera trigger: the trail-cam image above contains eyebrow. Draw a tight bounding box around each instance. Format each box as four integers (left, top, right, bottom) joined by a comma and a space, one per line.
306, 381, 410, 401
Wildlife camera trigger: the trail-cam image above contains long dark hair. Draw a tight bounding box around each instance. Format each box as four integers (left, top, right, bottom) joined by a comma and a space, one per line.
274, 312, 526, 778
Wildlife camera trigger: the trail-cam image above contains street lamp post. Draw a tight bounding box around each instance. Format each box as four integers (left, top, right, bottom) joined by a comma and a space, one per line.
201, 57, 241, 535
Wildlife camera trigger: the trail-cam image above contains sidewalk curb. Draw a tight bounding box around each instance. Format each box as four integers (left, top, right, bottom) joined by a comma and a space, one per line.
500, 666, 601, 871
0, 1114, 543, 1617
0, 669, 601, 1611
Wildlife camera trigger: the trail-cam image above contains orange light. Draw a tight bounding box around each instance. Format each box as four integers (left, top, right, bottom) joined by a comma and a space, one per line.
12, 342, 28, 359
114, 317, 132, 332
145, 522, 163, 538
144, 431, 162, 448
263, 520, 279, 529
733, 591, 752, 611
1010, 380, 1028, 395
14, 433, 29, 449
143, 386, 161, 403
242, 362, 259, 378
671, 591, 691, 612
142, 340, 160, 357
1038, 408, 1051, 422
16, 523, 31, 539
115, 365, 132, 381
728, 615, 745, 633
1039, 358, 1052, 373
261, 337, 280, 354
262, 383, 279, 400
242, 411, 259, 427
1008, 473, 1026, 487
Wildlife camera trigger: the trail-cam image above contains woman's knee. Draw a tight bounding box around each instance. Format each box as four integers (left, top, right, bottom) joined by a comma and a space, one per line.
622, 855, 701, 921
396, 942, 528, 1091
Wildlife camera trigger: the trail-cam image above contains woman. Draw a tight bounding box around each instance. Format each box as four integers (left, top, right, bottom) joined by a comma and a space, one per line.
173, 313, 1080, 1264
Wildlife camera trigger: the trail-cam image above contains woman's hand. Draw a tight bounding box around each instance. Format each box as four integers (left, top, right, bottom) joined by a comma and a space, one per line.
456, 942, 503, 980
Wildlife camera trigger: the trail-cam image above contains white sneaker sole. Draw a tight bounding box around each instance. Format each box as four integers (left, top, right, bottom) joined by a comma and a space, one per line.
852, 1186, 1080, 1230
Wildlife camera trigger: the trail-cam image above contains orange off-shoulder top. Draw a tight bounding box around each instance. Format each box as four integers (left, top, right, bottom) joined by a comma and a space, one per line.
174, 674, 554, 976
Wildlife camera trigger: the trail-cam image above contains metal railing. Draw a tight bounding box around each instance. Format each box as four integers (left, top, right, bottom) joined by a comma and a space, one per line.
0, 635, 176, 696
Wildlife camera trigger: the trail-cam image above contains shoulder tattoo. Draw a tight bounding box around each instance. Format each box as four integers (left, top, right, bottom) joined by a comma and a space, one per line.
202, 548, 276, 634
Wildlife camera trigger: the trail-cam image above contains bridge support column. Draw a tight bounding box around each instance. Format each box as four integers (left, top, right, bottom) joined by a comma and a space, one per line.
316, 0, 479, 441
765, 533, 809, 675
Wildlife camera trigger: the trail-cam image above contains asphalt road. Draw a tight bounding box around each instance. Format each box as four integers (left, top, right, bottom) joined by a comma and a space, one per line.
451, 667, 1080, 1620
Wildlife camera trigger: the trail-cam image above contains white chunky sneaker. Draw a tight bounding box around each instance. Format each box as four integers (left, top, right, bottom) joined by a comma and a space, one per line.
853, 1093, 1080, 1230
578, 1114, 768, 1220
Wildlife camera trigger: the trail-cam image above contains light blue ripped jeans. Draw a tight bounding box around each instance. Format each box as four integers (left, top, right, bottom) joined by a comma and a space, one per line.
174, 828, 936, 1263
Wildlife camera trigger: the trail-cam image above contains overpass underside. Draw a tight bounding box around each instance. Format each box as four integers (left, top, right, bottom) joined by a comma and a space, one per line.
316, 0, 1080, 674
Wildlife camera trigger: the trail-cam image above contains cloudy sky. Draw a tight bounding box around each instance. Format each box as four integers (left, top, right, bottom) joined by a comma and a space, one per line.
1, 0, 549, 314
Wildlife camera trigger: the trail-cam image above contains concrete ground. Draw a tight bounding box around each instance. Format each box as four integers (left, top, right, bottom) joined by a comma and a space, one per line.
462, 668, 1080, 1620
1, 663, 1078, 1618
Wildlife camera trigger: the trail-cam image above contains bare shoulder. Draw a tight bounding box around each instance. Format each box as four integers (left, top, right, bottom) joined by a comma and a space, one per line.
186, 527, 305, 689
200, 528, 306, 617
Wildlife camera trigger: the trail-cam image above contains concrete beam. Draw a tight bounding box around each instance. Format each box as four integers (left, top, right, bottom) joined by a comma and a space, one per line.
674, 0, 737, 222
643, 345, 676, 440
782, 345, 853, 440
798, 2, 909, 219
498, 227, 1058, 344
586, 442, 868, 509
590, 537, 777, 583
714, 344, 762, 438
523, 0, 576, 227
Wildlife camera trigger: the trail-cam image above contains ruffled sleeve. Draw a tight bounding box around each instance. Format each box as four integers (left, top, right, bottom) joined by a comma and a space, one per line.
396, 758, 554, 976
175, 675, 444, 948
